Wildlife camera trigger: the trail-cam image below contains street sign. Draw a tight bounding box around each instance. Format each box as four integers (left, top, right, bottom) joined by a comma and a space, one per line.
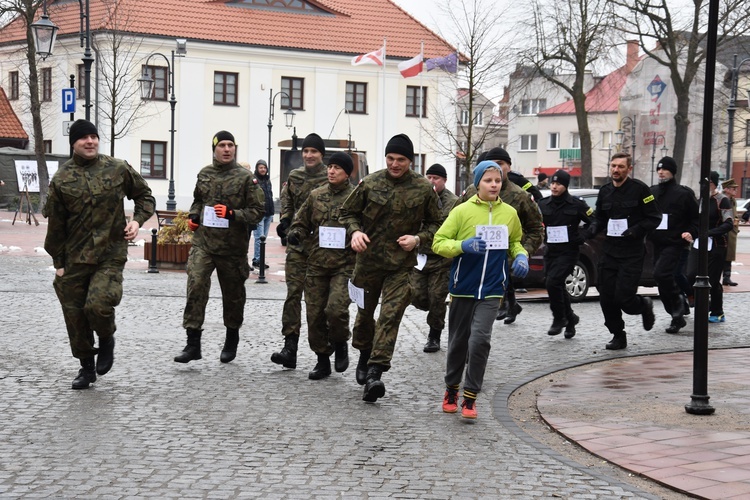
62, 88, 76, 114
63, 121, 74, 136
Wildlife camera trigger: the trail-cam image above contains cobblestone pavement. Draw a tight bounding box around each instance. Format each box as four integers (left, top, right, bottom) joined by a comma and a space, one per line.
2, 215, 749, 499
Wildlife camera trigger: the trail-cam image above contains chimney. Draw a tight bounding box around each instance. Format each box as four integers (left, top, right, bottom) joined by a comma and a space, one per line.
626, 40, 639, 72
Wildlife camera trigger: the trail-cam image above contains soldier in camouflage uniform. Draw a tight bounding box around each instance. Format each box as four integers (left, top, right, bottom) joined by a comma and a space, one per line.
270, 133, 329, 369
410, 164, 457, 353
174, 131, 265, 365
456, 148, 544, 324
44, 119, 155, 390
287, 152, 356, 380
339, 134, 442, 403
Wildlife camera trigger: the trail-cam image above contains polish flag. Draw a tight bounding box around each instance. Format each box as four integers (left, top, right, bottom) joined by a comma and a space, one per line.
351, 46, 385, 66
398, 54, 423, 78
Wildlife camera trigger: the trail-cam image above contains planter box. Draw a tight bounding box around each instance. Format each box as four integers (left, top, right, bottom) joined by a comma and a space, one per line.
144, 242, 191, 270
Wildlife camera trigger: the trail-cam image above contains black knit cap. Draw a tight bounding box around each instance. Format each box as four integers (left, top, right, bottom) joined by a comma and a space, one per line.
425, 163, 447, 179
485, 147, 512, 165
710, 171, 720, 186
69, 119, 98, 146
212, 130, 235, 150
537, 172, 548, 182
656, 156, 677, 175
385, 133, 414, 162
328, 152, 354, 176
302, 133, 326, 156
550, 169, 570, 188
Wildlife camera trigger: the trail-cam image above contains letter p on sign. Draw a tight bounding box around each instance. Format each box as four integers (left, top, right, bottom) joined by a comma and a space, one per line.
62, 88, 76, 114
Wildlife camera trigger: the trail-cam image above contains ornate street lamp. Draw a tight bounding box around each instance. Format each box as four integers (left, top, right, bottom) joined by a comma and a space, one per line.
30, 2, 58, 61
138, 39, 187, 211
267, 89, 295, 175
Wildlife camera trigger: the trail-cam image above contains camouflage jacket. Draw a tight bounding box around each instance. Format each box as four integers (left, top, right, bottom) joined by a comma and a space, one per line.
339, 169, 442, 271
43, 154, 155, 269
288, 180, 356, 269
420, 187, 458, 260
456, 181, 544, 256
280, 162, 328, 253
189, 159, 265, 256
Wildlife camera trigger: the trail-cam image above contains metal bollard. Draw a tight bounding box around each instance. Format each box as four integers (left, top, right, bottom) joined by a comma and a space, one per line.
256, 235, 268, 284
147, 228, 159, 274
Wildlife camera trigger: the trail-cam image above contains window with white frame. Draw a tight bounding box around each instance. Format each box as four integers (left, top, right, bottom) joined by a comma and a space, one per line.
600, 131, 613, 150
571, 132, 581, 149
473, 111, 483, 126
520, 135, 537, 151
548, 132, 560, 150
520, 99, 546, 115
460, 109, 470, 126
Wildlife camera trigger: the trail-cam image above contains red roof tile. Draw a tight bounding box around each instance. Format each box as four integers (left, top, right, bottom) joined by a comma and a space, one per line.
540, 64, 632, 116
0, 0, 456, 60
0, 87, 28, 140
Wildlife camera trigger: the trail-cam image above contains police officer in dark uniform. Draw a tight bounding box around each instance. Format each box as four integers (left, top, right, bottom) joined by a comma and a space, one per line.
586, 153, 662, 350
538, 170, 592, 337
648, 156, 698, 334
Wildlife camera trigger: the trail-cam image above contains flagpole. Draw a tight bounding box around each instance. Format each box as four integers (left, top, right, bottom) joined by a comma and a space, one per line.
418, 41, 424, 173
381, 38, 387, 171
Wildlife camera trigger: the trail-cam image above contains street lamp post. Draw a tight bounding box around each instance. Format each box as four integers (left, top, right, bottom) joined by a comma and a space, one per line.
614, 115, 637, 172
725, 54, 750, 181
650, 133, 669, 185
266, 89, 296, 176
138, 39, 187, 211
32, 0, 91, 119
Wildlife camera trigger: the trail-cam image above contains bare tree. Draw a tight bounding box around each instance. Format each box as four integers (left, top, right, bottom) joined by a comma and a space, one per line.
94, 0, 150, 156
611, 0, 750, 181
0, 0, 49, 202
522, 0, 617, 188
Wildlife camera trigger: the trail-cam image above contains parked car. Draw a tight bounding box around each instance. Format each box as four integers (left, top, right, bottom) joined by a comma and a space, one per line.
522, 189, 655, 301
736, 198, 749, 222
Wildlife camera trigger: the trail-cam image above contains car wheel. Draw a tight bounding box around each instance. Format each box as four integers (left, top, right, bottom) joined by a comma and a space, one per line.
565, 262, 589, 302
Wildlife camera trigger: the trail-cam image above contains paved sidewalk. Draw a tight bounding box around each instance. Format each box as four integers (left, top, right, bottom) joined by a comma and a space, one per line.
2, 210, 750, 499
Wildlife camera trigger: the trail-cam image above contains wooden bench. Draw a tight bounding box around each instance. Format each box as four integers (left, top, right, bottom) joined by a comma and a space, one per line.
155, 209, 181, 230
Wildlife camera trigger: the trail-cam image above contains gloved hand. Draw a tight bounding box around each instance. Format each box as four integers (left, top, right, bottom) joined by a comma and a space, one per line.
621, 227, 639, 240
214, 204, 234, 220
582, 227, 596, 240
286, 231, 301, 246
510, 254, 529, 278
188, 214, 200, 231
461, 237, 487, 255
276, 218, 290, 238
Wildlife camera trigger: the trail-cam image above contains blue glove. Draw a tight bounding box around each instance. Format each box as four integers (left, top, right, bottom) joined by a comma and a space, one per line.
461, 237, 487, 255
510, 254, 529, 278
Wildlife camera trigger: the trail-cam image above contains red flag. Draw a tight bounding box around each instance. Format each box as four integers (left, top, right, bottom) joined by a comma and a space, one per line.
398, 54, 423, 78
351, 46, 384, 66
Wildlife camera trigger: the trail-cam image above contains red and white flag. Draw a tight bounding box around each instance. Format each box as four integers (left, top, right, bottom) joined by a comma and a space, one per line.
351, 46, 385, 66
398, 54, 423, 78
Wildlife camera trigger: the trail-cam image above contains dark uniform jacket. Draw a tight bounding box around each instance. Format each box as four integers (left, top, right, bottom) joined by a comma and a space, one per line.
288, 180, 355, 269
589, 177, 662, 256
339, 169, 442, 271
648, 179, 699, 247
189, 159, 265, 256
420, 187, 458, 261
44, 154, 155, 269
708, 192, 734, 248
507, 170, 543, 202
538, 191, 593, 251
280, 162, 328, 253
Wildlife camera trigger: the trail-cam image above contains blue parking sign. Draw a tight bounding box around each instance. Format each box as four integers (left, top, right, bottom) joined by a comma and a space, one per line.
62, 88, 76, 114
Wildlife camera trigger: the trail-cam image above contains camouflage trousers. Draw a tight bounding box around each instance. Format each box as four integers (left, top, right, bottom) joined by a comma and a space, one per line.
305, 264, 353, 355
183, 246, 250, 331
351, 264, 412, 370
409, 257, 451, 332
52, 258, 125, 359
281, 250, 307, 338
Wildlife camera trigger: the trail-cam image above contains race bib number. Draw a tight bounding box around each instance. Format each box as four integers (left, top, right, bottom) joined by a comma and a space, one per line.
546, 225, 569, 243
607, 218, 628, 237
693, 237, 713, 251
203, 206, 229, 228
656, 214, 668, 230
348, 280, 365, 309
414, 253, 428, 271
476, 225, 508, 250
319, 226, 346, 249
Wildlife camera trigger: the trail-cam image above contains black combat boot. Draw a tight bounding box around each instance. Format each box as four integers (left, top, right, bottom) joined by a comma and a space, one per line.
174, 328, 202, 363
423, 328, 441, 353
504, 302, 523, 325
547, 317, 568, 336
309, 353, 332, 380
96, 335, 115, 375
496, 300, 509, 321
641, 297, 655, 331
220, 328, 240, 363
355, 349, 370, 385
72, 357, 96, 390
723, 271, 738, 286
270, 334, 298, 369
363, 364, 386, 403
334, 342, 349, 373
666, 314, 687, 334
605, 332, 627, 350
564, 313, 579, 339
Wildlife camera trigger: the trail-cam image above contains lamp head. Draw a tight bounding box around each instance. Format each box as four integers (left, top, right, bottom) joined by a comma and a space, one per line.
31, 13, 58, 60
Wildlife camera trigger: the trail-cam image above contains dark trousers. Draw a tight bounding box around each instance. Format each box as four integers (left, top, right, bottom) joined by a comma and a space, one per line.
687, 246, 727, 316
597, 249, 648, 334
544, 248, 578, 321
652, 243, 685, 317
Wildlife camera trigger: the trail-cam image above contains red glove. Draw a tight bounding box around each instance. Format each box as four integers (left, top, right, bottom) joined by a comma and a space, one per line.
188, 214, 199, 231
214, 204, 235, 220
